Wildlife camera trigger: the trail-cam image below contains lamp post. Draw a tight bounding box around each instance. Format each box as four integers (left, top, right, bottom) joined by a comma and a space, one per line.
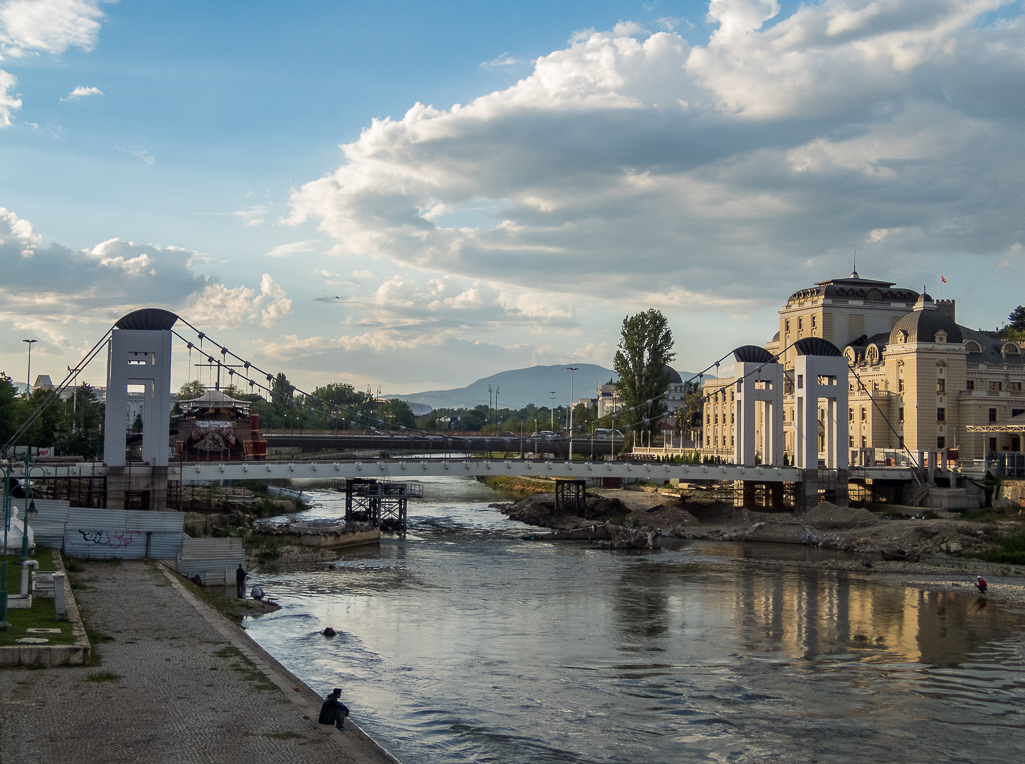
0, 464, 13, 629
23, 339, 37, 396
567, 367, 578, 460
549, 392, 556, 431
20, 457, 38, 563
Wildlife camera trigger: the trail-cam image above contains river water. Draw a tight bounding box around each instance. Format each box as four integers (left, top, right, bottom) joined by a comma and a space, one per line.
244, 478, 1025, 763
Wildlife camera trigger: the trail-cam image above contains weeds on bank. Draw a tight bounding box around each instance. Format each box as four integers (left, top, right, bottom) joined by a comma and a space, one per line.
970, 525, 1025, 566
176, 569, 246, 623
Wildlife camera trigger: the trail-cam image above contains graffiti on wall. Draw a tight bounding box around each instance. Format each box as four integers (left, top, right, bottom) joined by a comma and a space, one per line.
77, 529, 138, 549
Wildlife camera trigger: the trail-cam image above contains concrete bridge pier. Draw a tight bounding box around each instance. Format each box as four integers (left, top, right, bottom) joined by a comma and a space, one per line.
740, 481, 787, 510
104, 465, 169, 511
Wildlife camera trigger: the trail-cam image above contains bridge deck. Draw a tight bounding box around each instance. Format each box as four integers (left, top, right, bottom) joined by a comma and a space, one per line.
8, 459, 917, 483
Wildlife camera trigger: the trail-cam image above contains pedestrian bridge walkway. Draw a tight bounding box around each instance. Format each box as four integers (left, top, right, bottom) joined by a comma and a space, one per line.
15, 458, 916, 484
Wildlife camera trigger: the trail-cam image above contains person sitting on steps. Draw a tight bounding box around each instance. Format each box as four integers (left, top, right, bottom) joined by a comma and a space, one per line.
319, 688, 350, 731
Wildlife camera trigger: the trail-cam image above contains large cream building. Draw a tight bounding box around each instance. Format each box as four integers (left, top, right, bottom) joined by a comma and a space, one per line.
702, 271, 1025, 463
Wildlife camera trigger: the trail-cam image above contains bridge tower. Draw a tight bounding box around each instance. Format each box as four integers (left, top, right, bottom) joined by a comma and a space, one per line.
792, 338, 849, 510
103, 309, 177, 510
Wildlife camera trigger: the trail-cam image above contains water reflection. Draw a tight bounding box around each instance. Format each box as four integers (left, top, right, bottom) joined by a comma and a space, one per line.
244, 479, 1025, 764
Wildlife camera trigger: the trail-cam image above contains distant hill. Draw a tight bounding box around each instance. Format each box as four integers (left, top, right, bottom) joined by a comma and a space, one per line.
389, 364, 617, 411
389, 363, 709, 411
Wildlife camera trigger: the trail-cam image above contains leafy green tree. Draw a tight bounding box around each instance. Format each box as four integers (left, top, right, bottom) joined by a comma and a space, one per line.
613, 309, 676, 434
177, 380, 206, 400
59, 384, 103, 460
1009, 306, 1025, 331
378, 398, 416, 429
0, 373, 18, 447
674, 380, 704, 440
271, 373, 294, 407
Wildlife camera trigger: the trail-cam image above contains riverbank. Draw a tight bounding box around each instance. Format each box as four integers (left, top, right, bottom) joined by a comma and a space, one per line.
496, 485, 1025, 608
0, 559, 398, 764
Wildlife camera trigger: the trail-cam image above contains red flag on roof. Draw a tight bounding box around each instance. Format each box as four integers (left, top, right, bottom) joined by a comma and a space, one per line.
941, 276, 947, 283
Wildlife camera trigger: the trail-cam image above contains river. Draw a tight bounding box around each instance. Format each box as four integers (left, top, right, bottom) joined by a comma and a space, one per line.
244, 477, 1025, 763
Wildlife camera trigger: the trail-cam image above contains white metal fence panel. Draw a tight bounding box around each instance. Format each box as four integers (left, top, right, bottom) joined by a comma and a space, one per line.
28, 500, 71, 548
179, 537, 244, 559
64, 508, 184, 560
176, 536, 245, 584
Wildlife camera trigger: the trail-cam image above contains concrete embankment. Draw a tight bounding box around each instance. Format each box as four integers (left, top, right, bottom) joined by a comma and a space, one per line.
0, 559, 398, 764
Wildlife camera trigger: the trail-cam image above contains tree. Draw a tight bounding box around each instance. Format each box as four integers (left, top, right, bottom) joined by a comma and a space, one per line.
177, 380, 205, 400
0, 373, 18, 447
378, 398, 416, 429
271, 373, 294, 406
1010, 306, 1025, 331
58, 384, 103, 460
674, 380, 704, 440
613, 309, 676, 434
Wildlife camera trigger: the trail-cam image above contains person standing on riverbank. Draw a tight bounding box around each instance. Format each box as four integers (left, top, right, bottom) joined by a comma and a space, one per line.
319, 688, 350, 730
236, 564, 247, 598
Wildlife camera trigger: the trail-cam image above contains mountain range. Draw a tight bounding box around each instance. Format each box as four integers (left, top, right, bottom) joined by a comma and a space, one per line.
389, 363, 706, 412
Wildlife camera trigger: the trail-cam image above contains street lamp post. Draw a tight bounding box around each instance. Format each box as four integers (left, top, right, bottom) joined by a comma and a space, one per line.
567, 367, 578, 460
0, 465, 13, 629
549, 392, 556, 431
20, 457, 38, 563
23, 339, 37, 396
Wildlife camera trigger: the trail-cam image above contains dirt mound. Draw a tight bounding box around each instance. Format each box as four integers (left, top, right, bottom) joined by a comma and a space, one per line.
802, 502, 880, 529
631, 504, 700, 528
684, 501, 766, 525
500, 493, 631, 529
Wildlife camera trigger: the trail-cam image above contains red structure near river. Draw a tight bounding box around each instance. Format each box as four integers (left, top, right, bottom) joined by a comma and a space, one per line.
173, 389, 267, 461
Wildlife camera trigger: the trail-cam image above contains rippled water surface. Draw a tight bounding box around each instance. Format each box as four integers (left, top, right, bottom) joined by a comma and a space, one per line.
244, 478, 1025, 763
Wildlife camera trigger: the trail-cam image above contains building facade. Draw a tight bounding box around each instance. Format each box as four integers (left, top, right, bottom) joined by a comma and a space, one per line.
703, 271, 1025, 463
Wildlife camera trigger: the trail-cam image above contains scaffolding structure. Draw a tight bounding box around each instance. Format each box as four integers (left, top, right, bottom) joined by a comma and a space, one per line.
554, 479, 587, 515
339, 478, 424, 531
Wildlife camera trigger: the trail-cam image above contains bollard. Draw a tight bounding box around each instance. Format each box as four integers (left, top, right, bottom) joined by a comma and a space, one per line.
20, 559, 39, 597
53, 572, 68, 620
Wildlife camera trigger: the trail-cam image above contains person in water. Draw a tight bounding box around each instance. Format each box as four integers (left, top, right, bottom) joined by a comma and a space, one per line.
319, 688, 350, 730
975, 576, 988, 594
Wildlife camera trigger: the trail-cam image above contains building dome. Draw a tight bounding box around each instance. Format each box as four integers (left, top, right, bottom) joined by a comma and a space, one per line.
732, 345, 776, 364
115, 308, 179, 331
889, 295, 962, 345
663, 365, 683, 384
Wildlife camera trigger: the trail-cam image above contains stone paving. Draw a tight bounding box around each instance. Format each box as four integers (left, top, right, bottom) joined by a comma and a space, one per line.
0, 560, 397, 764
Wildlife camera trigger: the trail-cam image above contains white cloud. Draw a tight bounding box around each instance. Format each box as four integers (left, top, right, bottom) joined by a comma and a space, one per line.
0, 205, 40, 254
61, 84, 102, 100
256, 273, 291, 327
183, 273, 292, 329
265, 239, 318, 258
480, 52, 523, 69
0, 0, 106, 126
116, 145, 155, 165
0, 68, 19, 126
0, 0, 105, 58
287, 1, 1025, 307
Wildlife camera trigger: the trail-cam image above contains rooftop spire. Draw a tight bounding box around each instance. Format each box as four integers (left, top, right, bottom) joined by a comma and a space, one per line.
851, 250, 859, 279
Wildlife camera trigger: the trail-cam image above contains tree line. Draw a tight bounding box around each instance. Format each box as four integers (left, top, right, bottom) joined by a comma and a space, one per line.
0, 373, 104, 459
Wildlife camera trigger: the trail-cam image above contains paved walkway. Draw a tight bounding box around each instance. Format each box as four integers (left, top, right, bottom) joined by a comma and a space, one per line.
0, 560, 397, 764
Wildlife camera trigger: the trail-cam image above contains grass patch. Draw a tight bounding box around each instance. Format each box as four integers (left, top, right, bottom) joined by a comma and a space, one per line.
0, 553, 75, 647
969, 524, 1025, 566
176, 569, 246, 623
85, 671, 121, 683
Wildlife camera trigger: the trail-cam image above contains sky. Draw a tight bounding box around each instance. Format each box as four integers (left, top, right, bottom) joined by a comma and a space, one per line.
1, 0, 1024, 401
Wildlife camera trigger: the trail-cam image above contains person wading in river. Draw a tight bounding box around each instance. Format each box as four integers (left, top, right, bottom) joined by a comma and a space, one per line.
319, 688, 350, 731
